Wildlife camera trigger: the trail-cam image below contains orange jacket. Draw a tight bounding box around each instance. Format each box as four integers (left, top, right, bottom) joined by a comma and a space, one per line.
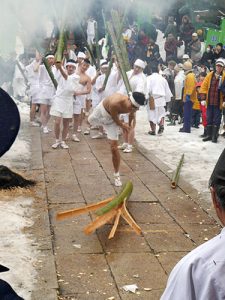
199, 71, 225, 110
183, 72, 197, 103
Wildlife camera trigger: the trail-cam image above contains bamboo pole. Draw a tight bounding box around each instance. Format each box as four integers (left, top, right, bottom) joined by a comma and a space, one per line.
111, 10, 130, 72
43, 57, 58, 89
102, 10, 127, 89
55, 27, 66, 63
94, 22, 101, 69
107, 21, 131, 93
171, 154, 184, 189
15, 60, 28, 85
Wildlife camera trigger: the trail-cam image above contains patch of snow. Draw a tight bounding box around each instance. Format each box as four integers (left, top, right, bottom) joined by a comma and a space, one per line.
0, 196, 38, 300
136, 107, 225, 203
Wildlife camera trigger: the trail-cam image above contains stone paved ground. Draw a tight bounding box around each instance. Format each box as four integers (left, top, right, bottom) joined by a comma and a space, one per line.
29, 125, 221, 300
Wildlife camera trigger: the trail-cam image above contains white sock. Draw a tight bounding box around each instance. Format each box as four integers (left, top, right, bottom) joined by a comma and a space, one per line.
114, 172, 120, 177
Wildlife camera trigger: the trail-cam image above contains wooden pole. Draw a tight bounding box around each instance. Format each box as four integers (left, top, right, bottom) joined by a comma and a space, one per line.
171, 154, 184, 189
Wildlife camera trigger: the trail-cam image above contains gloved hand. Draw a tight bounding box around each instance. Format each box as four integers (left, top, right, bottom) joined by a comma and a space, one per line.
201, 101, 206, 106
185, 95, 191, 102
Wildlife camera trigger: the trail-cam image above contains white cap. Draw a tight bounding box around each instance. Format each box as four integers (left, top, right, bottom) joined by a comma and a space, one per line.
134, 59, 146, 69
192, 32, 198, 37
100, 59, 107, 66
77, 52, 86, 59
216, 58, 225, 67
182, 54, 190, 59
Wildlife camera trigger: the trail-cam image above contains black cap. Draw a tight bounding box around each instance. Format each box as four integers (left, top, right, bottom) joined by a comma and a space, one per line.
209, 149, 225, 187
0, 264, 9, 273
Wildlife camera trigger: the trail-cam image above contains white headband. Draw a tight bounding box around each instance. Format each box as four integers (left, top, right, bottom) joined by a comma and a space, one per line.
45, 55, 55, 59
128, 92, 140, 108
66, 62, 76, 67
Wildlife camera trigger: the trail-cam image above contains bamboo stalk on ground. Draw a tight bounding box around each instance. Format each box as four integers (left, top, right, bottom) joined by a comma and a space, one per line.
171, 154, 184, 189
96, 181, 133, 216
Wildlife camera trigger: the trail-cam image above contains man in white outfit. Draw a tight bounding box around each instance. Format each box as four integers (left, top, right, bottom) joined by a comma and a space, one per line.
25, 54, 41, 127
50, 59, 80, 149
35, 53, 56, 133
146, 65, 173, 135
118, 59, 147, 153
161, 148, 225, 300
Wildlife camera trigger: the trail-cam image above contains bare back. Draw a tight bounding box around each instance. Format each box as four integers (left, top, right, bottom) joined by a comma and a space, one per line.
103, 93, 136, 128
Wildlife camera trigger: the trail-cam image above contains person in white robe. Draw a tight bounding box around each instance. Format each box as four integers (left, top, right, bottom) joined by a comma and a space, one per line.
118, 59, 147, 153
91, 61, 110, 139
35, 53, 56, 133
86, 17, 96, 45
25, 56, 41, 127
50, 59, 80, 149
161, 148, 225, 300
146, 65, 173, 135
12, 55, 27, 100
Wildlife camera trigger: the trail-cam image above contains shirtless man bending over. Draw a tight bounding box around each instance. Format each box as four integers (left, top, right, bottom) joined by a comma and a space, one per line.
88, 92, 146, 186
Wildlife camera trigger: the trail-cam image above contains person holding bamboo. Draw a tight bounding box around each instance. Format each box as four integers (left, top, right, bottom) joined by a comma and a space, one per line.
50, 59, 80, 149
35, 53, 56, 134
88, 91, 146, 186
72, 58, 91, 142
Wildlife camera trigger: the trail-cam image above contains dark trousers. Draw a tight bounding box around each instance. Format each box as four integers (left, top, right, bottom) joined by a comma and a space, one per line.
192, 109, 201, 127
207, 105, 222, 126
183, 101, 193, 132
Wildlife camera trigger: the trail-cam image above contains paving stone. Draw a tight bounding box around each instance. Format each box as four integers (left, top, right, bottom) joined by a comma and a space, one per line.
157, 251, 188, 274
127, 202, 174, 224
181, 223, 221, 245
142, 224, 195, 252
162, 198, 216, 225
107, 253, 167, 290
56, 253, 118, 296
97, 225, 150, 253
120, 289, 164, 300
50, 204, 103, 255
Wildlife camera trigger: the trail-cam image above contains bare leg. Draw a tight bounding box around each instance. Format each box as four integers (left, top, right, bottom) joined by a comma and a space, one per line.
128, 127, 135, 145
54, 116, 61, 140
73, 114, 80, 133
40, 104, 48, 127
110, 140, 120, 173
30, 103, 37, 121
62, 118, 70, 141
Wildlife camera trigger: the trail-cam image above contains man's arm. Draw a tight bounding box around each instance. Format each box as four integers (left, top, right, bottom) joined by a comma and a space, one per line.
110, 105, 130, 132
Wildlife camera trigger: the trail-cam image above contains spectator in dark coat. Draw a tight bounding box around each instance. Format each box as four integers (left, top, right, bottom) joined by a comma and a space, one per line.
179, 15, 195, 55
200, 44, 214, 69
213, 43, 225, 61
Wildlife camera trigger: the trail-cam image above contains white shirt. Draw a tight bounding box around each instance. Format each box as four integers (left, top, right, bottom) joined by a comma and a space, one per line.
118, 69, 147, 96
161, 227, 225, 300
52, 70, 80, 113
174, 70, 185, 100
38, 64, 56, 99
147, 73, 172, 106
